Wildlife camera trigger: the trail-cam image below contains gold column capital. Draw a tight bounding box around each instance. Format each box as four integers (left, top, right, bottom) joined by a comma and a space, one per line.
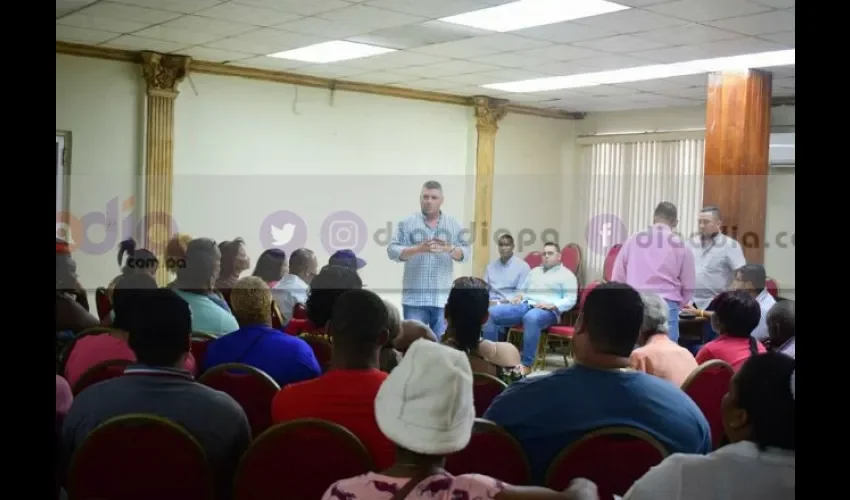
472, 96, 508, 132
141, 51, 191, 98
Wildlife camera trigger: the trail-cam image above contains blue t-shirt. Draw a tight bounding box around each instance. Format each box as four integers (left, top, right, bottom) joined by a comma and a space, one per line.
202, 324, 321, 387
173, 290, 239, 337
483, 365, 712, 483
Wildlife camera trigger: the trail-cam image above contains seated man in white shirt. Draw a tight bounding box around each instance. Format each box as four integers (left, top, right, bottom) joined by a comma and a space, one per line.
766, 299, 794, 359
730, 264, 776, 342
271, 248, 317, 321
484, 234, 531, 305
482, 242, 578, 373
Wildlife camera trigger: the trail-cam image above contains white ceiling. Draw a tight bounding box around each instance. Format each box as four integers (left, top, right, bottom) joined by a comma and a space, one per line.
56, 0, 795, 113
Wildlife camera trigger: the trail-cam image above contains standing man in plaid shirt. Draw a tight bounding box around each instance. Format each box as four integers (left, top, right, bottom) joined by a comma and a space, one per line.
388, 181, 470, 338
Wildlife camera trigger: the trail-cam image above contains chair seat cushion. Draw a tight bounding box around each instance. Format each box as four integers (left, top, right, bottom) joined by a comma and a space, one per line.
547, 325, 575, 338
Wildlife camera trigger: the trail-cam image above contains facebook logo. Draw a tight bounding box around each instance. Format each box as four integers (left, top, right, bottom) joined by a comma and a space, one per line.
585, 214, 627, 256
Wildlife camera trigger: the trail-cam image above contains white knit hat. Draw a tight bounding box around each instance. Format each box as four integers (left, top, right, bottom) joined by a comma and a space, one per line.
375, 338, 475, 455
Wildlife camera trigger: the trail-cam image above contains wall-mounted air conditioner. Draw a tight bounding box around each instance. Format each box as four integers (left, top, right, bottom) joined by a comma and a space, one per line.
769, 132, 795, 167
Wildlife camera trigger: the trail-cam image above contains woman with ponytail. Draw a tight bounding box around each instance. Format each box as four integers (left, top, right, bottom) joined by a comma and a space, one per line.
442, 277, 523, 384
695, 290, 767, 371
106, 239, 159, 300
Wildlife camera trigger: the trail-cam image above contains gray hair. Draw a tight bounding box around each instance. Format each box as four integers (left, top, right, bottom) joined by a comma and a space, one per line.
383, 299, 402, 343
177, 238, 220, 287
640, 293, 669, 334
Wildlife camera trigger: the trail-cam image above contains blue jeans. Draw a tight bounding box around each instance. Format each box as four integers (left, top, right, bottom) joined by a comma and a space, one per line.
403, 305, 447, 339
483, 303, 559, 367
666, 300, 680, 344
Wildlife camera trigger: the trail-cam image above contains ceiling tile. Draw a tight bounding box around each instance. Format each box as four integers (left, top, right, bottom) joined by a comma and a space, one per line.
398, 79, 461, 91
205, 28, 327, 54
631, 45, 709, 63
159, 15, 258, 37
696, 37, 787, 57
227, 55, 311, 71
646, 0, 772, 22
134, 25, 224, 45
57, 0, 100, 18
521, 60, 597, 76
445, 68, 551, 85
577, 54, 656, 70
76, 1, 182, 24
573, 35, 669, 53
110, 0, 221, 13
101, 34, 190, 52
341, 51, 451, 70
656, 86, 708, 99
276, 17, 375, 38
472, 52, 550, 68
639, 24, 742, 45
613, 0, 680, 5
412, 34, 548, 58
298, 64, 370, 78
619, 74, 708, 91
365, 0, 496, 18
346, 21, 487, 50
57, 13, 150, 33
708, 10, 796, 36
510, 45, 607, 63
749, 0, 794, 7
512, 22, 616, 44
56, 25, 119, 44
572, 9, 684, 34
759, 31, 794, 47
350, 71, 411, 84
233, 0, 353, 16
394, 60, 503, 78
176, 46, 258, 62
195, 2, 302, 26
317, 5, 427, 29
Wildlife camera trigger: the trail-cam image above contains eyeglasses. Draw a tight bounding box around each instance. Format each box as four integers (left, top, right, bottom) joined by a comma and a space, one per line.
542, 251, 558, 256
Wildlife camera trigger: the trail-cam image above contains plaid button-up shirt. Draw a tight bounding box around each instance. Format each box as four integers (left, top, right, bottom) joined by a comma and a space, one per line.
387, 212, 471, 308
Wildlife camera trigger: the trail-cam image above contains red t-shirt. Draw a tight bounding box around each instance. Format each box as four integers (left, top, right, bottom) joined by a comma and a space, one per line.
695, 335, 766, 371
270, 368, 394, 469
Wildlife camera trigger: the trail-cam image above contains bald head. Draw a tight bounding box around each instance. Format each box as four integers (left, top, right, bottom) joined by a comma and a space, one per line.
394, 319, 437, 352
767, 300, 795, 348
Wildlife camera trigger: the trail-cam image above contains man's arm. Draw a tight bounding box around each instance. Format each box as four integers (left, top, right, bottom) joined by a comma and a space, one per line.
610, 240, 629, 282
727, 242, 747, 272
550, 270, 579, 314
680, 248, 696, 306
450, 224, 471, 262
387, 219, 425, 261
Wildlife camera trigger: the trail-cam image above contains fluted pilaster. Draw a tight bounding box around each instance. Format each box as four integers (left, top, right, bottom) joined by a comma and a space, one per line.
471, 96, 507, 278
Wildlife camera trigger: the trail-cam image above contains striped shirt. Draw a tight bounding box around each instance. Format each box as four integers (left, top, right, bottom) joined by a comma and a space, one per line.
387, 212, 471, 307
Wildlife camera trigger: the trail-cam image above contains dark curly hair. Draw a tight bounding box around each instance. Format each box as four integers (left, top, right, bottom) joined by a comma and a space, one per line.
305, 265, 362, 328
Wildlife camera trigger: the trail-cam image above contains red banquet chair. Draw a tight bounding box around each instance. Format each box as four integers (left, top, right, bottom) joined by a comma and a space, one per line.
95, 287, 111, 320
603, 244, 622, 282
190, 331, 217, 373
66, 414, 214, 500
301, 334, 333, 372
682, 360, 735, 450
72, 358, 131, 396
445, 418, 531, 485
234, 418, 375, 500
199, 363, 280, 438
293, 303, 308, 319
545, 426, 668, 500
472, 372, 508, 417
524, 251, 543, 269
765, 277, 779, 298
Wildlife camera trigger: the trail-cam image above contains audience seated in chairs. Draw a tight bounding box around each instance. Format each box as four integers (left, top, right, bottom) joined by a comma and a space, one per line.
394, 319, 438, 354
56, 239, 99, 335
60, 287, 250, 497
171, 238, 239, 336
65, 274, 199, 386
695, 291, 767, 371
323, 339, 598, 500
766, 300, 795, 359
251, 248, 288, 289
629, 293, 698, 387
379, 299, 403, 373
272, 248, 318, 323
202, 276, 321, 387
623, 353, 795, 500
442, 277, 523, 384
271, 288, 396, 469
730, 264, 776, 343
484, 282, 711, 483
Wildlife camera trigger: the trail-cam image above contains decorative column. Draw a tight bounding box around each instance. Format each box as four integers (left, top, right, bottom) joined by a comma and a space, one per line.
140, 51, 190, 285
703, 70, 772, 264
471, 96, 507, 278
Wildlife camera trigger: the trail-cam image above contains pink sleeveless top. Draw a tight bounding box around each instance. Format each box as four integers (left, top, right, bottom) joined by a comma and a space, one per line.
323, 473, 504, 499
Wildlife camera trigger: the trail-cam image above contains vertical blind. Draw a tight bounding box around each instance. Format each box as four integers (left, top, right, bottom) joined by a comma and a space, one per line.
581, 138, 705, 280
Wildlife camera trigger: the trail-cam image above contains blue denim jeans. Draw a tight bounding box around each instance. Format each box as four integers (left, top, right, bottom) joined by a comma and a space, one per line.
666, 299, 680, 344
482, 303, 559, 367
402, 305, 447, 339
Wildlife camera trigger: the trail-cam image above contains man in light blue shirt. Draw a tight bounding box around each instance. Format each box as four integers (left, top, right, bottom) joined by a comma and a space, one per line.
388, 181, 470, 338
483, 242, 577, 371
484, 234, 531, 303
271, 248, 317, 322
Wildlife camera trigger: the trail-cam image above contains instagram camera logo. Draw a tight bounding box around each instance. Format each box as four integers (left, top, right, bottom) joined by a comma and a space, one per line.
56, 196, 178, 255
321, 211, 368, 254
585, 213, 627, 256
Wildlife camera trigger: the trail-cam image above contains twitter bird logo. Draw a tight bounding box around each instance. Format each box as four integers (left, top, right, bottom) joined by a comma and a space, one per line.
259, 210, 308, 252
271, 223, 296, 247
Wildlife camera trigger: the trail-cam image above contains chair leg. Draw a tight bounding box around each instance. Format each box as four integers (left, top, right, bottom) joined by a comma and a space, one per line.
506, 328, 523, 351
561, 340, 572, 367
533, 332, 549, 371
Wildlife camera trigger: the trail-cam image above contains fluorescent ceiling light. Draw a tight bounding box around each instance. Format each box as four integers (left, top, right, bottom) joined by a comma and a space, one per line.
267, 41, 395, 63
482, 49, 795, 92
439, 0, 630, 32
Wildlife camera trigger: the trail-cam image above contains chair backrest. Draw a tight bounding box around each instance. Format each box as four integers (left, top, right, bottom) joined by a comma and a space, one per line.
292, 303, 307, 320
472, 372, 508, 418
190, 332, 217, 372
578, 280, 602, 310
301, 334, 333, 372
445, 419, 531, 485
561, 243, 583, 278
524, 251, 543, 269
765, 278, 779, 298
681, 360, 735, 450
234, 418, 375, 500
57, 327, 122, 376
199, 363, 280, 438
271, 301, 285, 330
72, 359, 131, 395
545, 426, 669, 499
95, 287, 111, 320
603, 244, 622, 282
284, 318, 311, 336
67, 414, 214, 500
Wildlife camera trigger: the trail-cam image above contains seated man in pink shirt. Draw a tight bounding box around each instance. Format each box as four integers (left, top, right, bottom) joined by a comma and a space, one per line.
612, 202, 695, 343
630, 293, 698, 387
